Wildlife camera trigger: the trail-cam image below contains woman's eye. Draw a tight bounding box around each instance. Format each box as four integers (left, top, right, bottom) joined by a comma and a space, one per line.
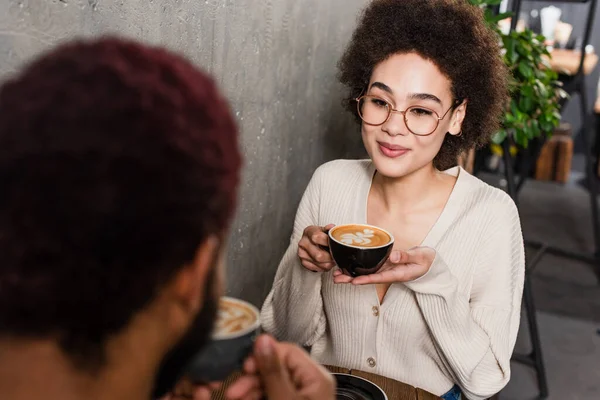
371, 99, 389, 108
410, 107, 434, 116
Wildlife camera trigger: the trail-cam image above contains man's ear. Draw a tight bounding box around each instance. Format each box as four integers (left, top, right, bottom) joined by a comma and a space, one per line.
171, 235, 221, 316
448, 100, 467, 136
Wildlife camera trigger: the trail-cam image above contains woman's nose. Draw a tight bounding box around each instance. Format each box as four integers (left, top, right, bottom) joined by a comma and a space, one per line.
381, 111, 410, 137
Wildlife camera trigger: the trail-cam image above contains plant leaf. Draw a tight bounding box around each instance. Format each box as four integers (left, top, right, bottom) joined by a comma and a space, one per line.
492, 130, 508, 144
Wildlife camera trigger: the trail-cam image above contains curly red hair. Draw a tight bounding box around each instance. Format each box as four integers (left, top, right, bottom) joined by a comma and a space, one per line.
0, 37, 241, 365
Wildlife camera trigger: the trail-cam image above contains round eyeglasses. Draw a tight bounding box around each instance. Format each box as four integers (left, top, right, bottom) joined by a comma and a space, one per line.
355, 95, 458, 136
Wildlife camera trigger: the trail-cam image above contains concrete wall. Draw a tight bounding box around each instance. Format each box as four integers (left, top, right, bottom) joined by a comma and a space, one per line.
0, 0, 368, 306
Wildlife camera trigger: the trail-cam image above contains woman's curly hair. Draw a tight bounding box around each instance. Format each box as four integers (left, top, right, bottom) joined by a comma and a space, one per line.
338, 0, 509, 170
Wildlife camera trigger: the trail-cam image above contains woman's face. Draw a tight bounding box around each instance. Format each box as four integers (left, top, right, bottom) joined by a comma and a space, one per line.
361, 52, 466, 178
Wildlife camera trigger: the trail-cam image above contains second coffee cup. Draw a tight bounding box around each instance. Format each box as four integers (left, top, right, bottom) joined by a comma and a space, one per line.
184, 296, 260, 383
328, 223, 394, 277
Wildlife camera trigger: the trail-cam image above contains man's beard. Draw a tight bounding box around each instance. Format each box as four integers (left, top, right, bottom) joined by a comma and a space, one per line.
151, 265, 219, 399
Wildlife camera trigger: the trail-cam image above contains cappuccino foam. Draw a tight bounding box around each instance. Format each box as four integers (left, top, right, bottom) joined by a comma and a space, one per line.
331, 225, 391, 248
214, 298, 258, 337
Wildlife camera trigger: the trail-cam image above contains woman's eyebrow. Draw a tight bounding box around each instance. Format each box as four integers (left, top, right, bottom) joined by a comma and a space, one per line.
370, 82, 442, 105
407, 92, 442, 105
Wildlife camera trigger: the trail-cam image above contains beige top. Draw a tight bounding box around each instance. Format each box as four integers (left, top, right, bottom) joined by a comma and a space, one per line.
261, 160, 525, 400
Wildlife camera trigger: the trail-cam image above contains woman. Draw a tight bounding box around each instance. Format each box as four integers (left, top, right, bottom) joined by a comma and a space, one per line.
261, 1, 524, 399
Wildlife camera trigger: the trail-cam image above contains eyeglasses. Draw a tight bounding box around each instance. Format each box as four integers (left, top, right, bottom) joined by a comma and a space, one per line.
355, 95, 458, 136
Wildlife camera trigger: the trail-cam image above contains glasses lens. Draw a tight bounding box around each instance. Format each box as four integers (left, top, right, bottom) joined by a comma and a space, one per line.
358, 96, 390, 125
405, 106, 438, 135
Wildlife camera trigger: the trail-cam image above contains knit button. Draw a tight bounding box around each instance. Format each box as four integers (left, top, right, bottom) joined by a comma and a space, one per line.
372, 306, 379, 316
367, 357, 376, 368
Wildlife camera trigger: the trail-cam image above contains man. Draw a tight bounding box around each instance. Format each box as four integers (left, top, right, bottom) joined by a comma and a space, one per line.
0, 37, 334, 400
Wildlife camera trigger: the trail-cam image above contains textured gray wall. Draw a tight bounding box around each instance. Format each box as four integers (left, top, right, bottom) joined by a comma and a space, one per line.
0, 0, 368, 306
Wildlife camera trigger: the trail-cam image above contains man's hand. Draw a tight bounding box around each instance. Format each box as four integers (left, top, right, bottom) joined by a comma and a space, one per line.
227, 335, 335, 400
161, 335, 335, 400
159, 378, 222, 400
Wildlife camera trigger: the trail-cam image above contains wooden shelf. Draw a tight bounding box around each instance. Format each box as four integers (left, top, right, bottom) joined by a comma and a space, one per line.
544, 49, 598, 76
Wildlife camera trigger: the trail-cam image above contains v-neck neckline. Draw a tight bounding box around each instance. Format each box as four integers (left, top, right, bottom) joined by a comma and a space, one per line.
360, 163, 469, 307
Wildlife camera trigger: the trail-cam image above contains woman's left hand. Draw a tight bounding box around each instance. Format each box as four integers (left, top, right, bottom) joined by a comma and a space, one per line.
333, 246, 436, 285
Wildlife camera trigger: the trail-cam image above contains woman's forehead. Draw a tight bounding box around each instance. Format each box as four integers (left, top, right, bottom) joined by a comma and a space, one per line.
369, 53, 453, 103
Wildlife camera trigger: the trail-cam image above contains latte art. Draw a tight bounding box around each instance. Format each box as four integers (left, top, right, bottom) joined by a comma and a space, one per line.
339, 229, 376, 245
331, 225, 391, 248
214, 298, 258, 337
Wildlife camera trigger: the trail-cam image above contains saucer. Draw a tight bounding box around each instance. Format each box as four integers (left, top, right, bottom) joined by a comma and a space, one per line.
333, 373, 388, 400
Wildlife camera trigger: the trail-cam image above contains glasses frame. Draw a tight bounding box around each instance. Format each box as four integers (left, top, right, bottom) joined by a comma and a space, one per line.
355, 95, 459, 136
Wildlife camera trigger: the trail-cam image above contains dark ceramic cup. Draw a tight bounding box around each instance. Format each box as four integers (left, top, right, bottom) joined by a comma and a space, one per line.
328, 224, 394, 277
333, 373, 388, 400
185, 296, 260, 383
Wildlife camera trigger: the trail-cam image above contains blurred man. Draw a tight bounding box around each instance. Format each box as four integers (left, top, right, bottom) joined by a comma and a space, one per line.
0, 37, 333, 400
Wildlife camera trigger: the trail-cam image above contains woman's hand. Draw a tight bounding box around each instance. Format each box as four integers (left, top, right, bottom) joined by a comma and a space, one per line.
297, 224, 337, 272
333, 246, 436, 285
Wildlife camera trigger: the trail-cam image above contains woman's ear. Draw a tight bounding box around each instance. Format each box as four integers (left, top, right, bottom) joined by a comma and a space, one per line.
448, 100, 467, 136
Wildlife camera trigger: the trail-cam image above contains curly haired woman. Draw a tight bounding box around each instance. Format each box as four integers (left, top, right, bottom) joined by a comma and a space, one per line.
261, 1, 524, 399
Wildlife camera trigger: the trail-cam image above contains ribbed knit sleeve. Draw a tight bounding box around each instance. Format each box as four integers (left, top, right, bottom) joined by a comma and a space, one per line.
260, 166, 327, 346
404, 189, 525, 400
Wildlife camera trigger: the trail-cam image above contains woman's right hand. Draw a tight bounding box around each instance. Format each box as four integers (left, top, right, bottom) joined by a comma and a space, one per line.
297, 224, 336, 272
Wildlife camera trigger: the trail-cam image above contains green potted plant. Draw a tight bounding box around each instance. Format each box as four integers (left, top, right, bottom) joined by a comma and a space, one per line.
468, 0, 566, 153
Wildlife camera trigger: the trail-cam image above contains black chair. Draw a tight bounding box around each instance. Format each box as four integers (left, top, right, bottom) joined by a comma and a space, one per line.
497, 1, 599, 399
510, 0, 600, 269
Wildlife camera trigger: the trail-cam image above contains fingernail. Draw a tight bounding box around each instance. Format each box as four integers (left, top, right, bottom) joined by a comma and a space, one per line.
390, 251, 400, 263
257, 336, 274, 357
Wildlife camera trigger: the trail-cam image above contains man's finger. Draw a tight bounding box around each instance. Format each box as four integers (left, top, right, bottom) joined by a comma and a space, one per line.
243, 356, 257, 374
191, 386, 211, 400
225, 375, 261, 399
254, 335, 294, 399
273, 342, 335, 395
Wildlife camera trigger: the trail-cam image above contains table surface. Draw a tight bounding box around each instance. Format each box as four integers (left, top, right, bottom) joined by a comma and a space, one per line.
545, 48, 598, 76
210, 365, 441, 400
326, 365, 441, 400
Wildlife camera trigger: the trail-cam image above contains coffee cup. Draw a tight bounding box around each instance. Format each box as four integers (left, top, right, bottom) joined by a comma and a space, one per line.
185, 296, 260, 383
328, 224, 394, 277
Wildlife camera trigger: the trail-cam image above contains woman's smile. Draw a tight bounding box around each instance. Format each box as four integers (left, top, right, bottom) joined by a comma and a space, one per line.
377, 141, 411, 158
